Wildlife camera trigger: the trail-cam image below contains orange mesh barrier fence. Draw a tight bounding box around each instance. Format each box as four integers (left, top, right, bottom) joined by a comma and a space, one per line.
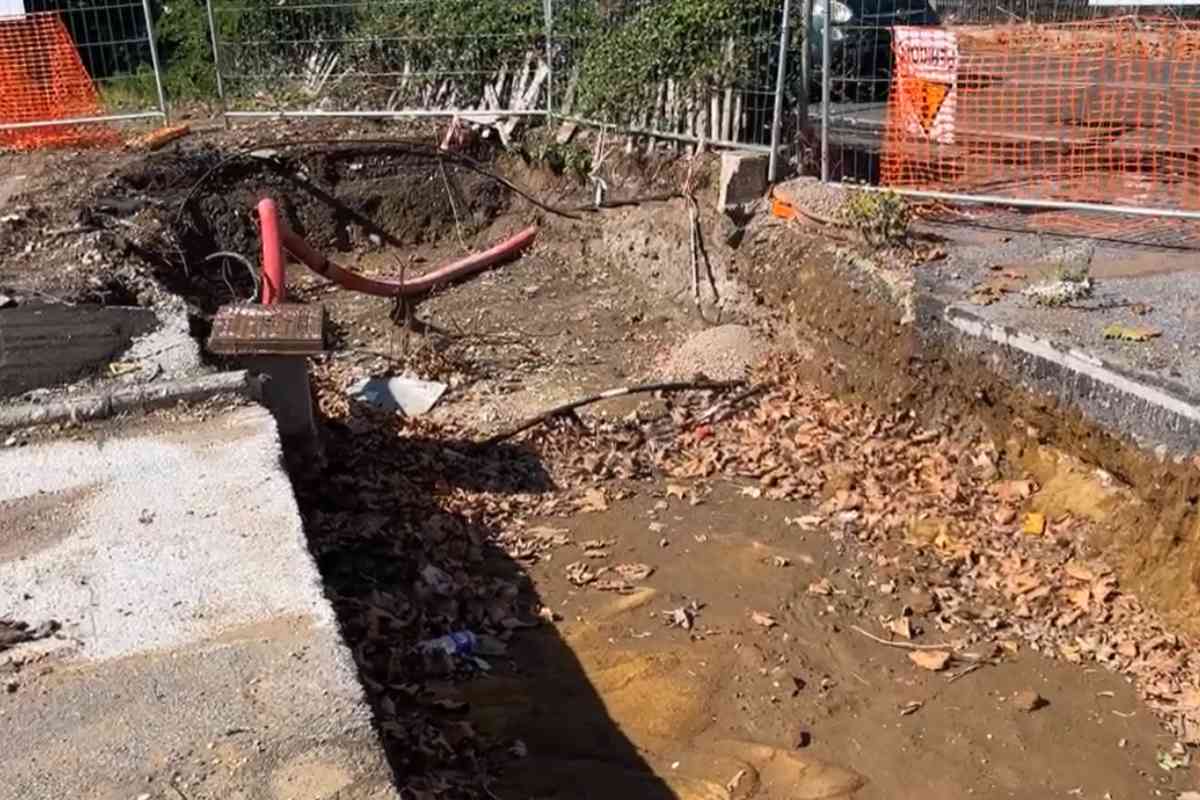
0, 12, 117, 150
882, 18, 1200, 220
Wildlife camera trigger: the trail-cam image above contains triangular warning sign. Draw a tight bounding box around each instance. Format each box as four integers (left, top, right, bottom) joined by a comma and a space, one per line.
899, 77, 951, 135
917, 80, 950, 132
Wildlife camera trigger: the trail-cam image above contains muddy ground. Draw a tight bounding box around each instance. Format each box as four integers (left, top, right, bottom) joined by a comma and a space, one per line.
3, 122, 1200, 799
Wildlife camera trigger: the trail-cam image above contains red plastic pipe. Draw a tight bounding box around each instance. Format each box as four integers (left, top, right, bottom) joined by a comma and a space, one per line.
257, 198, 285, 304
278, 224, 539, 298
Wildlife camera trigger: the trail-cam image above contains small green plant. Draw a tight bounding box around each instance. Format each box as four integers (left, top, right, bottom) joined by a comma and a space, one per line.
842, 189, 911, 249
524, 137, 594, 181
1051, 260, 1091, 285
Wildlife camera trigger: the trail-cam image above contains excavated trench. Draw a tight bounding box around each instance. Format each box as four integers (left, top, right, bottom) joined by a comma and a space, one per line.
8, 129, 1199, 641
4, 133, 1199, 796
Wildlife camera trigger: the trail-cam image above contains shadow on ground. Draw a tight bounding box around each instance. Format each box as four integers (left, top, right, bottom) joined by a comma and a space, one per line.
289, 407, 677, 799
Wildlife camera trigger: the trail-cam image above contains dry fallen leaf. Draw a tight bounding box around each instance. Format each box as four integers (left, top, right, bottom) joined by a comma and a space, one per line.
808, 578, 834, 596
565, 561, 596, 586
726, 768, 748, 793
1064, 561, 1095, 582
613, 562, 654, 583
993, 479, 1035, 501
785, 515, 825, 530
1022, 512, 1046, 536
887, 618, 915, 640
751, 611, 778, 628
1103, 323, 1162, 342
1066, 586, 1092, 611
909, 650, 952, 671
579, 488, 609, 513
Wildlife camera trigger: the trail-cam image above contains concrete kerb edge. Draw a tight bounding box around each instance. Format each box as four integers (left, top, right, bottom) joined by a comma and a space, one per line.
0, 370, 264, 431
924, 298, 1200, 457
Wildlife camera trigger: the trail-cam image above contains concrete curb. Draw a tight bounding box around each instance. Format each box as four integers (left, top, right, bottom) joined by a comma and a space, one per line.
924, 299, 1200, 457
0, 370, 263, 430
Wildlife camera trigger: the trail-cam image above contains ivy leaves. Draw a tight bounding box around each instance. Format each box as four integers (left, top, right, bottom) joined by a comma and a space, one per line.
574, 0, 775, 121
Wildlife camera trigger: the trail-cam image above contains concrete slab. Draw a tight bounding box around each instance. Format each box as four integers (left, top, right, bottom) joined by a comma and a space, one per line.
718, 151, 768, 210
0, 304, 159, 396
0, 406, 397, 800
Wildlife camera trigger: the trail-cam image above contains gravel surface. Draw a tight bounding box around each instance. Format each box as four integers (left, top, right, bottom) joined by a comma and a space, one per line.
773, 177, 849, 221
919, 223, 1200, 396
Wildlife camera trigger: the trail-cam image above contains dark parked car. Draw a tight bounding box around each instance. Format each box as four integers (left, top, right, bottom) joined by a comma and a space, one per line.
808, 0, 940, 100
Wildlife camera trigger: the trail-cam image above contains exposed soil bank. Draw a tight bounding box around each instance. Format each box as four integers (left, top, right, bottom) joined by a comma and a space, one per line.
735, 222, 1200, 636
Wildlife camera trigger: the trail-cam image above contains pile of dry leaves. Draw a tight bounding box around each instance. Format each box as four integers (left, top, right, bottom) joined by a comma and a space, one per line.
649, 354, 1200, 748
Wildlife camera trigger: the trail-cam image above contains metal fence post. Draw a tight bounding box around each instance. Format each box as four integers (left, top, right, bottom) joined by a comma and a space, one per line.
140, 0, 169, 122
799, 0, 810, 136
768, 0, 792, 182
819, 0, 831, 182
543, 0, 555, 116
204, 0, 229, 126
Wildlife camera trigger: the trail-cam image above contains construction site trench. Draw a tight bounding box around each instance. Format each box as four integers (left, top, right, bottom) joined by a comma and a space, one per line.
2, 124, 1200, 800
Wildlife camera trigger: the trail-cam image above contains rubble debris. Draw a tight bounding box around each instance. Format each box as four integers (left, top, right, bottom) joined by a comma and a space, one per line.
726, 768, 748, 793
349, 375, 448, 416
1024, 276, 1093, 307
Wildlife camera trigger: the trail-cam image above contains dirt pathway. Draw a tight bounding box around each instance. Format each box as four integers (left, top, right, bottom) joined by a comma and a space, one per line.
477, 484, 1183, 799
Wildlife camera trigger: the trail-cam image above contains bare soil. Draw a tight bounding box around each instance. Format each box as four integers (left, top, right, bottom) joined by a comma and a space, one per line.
4, 123, 1200, 799
488, 485, 1184, 800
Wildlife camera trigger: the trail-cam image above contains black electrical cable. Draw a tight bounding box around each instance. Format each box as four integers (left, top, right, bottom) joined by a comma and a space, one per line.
173, 136, 683, 230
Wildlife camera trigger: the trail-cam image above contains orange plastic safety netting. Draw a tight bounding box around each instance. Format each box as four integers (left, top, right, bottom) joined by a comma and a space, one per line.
0, 12, 117, 150
882, 17, 1200, 238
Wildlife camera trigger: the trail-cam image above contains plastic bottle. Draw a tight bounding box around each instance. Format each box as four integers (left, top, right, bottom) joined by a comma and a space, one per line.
418, 630, 477, 656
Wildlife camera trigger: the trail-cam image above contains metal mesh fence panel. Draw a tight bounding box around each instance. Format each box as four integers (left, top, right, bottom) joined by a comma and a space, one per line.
882, 18, 1200, 212
208, 0, 551, 117
823, 0, 1200, 238
0, 3, 165, 149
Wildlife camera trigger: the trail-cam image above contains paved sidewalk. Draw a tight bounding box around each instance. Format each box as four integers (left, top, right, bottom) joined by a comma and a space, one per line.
0, 406, 397, 800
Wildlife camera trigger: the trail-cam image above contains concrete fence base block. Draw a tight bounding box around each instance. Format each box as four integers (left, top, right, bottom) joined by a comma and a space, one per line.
245, 356, 317, 441
719, 151, 769, 211
0, 370, 263, 430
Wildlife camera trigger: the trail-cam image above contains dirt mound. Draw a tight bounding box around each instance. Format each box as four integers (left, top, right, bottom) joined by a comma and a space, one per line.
659, 324, 768, 382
